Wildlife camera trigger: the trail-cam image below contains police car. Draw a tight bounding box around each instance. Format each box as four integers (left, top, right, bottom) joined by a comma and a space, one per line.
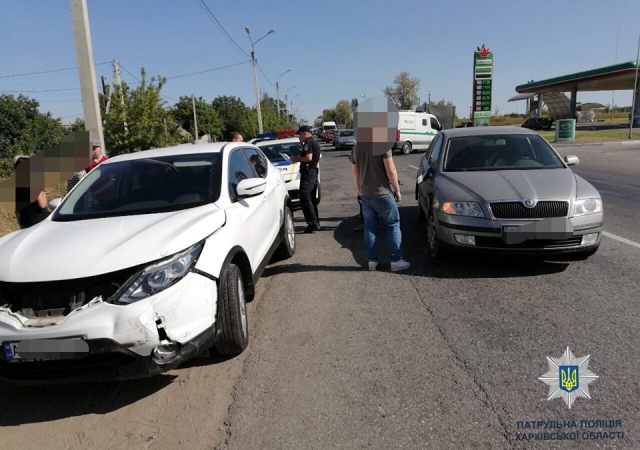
254, 131, 321, 204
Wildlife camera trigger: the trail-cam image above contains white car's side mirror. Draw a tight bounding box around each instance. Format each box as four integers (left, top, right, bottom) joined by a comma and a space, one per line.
564, 155, 580, 166
48, 198, 62, 210
236, 178, 267, 198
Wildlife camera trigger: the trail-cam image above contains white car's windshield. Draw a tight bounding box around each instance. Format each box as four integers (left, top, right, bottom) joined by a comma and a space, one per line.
444, 134, 565, 171
53, 154, 222, 221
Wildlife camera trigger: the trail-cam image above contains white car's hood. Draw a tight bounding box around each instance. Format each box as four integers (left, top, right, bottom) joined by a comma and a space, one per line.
0, 204, 225, 282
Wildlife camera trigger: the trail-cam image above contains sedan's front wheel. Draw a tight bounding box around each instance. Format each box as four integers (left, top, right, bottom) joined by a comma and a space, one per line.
426, 203, 449, 259
214, 264, 248, 356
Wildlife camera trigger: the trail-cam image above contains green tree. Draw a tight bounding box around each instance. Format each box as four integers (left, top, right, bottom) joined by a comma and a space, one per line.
334, 100, 353, 128
384, 72, 420, 110
434, 99, 454, 107
172, 96, 223, 140
101, 68, 183, 155
212, 96, 249, 139
68, 118, 86, 132
321, 108, 337, 123
0, 94, 66, 159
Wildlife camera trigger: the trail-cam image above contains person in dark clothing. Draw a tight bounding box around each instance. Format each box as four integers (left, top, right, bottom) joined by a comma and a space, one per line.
290, 125, 321, 233
13, 155, 50, 229
17, 191, 50, 228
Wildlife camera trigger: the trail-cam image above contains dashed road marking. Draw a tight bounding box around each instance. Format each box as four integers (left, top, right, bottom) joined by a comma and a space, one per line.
602, 231, 640, 250
408, 165, 419, 170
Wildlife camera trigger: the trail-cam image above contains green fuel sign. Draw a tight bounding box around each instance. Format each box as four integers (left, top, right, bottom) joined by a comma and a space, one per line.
473, 44, 493, 126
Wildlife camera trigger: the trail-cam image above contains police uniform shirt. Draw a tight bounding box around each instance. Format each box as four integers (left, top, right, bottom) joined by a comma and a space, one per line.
300, 137, 321, 170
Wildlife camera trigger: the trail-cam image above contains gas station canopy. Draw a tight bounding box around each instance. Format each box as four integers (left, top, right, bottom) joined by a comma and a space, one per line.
516, 61, 638, 93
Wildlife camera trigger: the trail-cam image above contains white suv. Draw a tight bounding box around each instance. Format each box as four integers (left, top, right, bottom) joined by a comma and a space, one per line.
0, 142, 296, 384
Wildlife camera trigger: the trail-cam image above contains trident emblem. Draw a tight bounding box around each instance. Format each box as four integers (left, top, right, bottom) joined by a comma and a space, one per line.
560, 366, 578, 392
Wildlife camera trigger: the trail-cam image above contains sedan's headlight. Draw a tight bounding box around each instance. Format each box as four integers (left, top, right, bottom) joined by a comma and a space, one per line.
574, 198, 603, 216
117, 242, 204, 304
441, 201, 485, 218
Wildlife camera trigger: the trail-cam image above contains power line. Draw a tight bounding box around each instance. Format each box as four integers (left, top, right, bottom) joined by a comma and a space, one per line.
166, 60, 250, 80
256, 62, 274, 86
120, 64, 141, 82
0, 62, 110, 79
197, 0, 250, 58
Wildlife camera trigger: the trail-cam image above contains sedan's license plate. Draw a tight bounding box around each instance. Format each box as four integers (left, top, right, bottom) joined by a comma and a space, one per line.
2, 338, 89, 362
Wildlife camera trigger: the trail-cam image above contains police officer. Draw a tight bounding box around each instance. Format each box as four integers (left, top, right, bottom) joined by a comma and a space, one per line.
291, 125, 321, 233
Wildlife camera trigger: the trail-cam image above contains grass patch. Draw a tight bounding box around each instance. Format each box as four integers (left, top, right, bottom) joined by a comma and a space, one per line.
538, 129, 640, 142
0, 208, 18, 237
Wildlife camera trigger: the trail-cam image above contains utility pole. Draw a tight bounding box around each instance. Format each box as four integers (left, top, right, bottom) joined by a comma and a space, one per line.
69, 0, 104, 151
108, 59, 128, 134
192, 95, 199, 141
105, 60, 115, 114
629, 32, 640, 139
245, 27, 275, 134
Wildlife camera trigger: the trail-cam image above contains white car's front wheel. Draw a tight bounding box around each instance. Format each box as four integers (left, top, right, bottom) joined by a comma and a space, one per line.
214, 264, 248, 356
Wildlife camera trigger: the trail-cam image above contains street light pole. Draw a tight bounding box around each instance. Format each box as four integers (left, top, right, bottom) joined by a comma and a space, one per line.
275, 69, 291, 118
245, 27, 274, 135
629, 32, 640, 139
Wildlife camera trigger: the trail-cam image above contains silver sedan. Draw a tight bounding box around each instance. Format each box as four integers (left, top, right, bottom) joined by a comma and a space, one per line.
415, 127, 603, 259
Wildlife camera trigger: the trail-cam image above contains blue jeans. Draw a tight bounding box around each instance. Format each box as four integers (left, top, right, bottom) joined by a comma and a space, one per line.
361, 193, 402, 262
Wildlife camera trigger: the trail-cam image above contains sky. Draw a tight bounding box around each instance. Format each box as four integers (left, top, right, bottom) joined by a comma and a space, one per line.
1, 0, 639, 124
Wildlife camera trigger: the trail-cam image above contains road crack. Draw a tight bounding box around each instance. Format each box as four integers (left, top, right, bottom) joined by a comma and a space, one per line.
408, 277, 517, 449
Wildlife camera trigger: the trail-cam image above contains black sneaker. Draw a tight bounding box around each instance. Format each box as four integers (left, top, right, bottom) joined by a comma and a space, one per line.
303, 224, 318, 234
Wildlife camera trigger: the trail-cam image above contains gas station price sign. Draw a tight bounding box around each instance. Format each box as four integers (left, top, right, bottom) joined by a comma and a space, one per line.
473, 44, 493, 126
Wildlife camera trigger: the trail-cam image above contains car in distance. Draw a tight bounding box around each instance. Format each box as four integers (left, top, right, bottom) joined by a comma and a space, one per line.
255, 137, 321, 204
0, 142, 296, 384
415, 127, 603, 259
334, 129, 357, 150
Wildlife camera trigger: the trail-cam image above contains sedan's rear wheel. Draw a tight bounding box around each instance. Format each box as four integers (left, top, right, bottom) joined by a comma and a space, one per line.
214, 264, 248, 356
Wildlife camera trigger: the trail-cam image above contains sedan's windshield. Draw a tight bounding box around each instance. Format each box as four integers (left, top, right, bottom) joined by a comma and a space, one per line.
444, 134, 565, 171
257, 142, 302, 163
339, 130, 354, 137
53, 153, 222, 221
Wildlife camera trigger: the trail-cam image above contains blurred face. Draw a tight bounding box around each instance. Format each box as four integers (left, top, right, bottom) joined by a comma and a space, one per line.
354, 98, 399, 156
232, 134, 243, 142
91, 145, 103, 160
298, 131, 311, 142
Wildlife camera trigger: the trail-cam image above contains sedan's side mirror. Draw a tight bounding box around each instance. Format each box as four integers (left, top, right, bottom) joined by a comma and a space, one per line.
48, 198, 62, 210
564, 155, 580, 166
236, 178, 267, 198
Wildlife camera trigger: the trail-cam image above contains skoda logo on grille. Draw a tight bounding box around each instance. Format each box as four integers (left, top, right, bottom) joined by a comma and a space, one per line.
523, 198, 537, 208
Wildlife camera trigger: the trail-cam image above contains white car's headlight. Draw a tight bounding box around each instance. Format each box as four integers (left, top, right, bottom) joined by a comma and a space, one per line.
117, 242, 204, 304
574, 198, 603, 216
441, 201, 485, 218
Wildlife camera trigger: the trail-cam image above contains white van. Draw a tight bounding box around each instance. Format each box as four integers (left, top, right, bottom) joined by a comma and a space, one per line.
321, 121, 337, 143
394, 111, 442, 154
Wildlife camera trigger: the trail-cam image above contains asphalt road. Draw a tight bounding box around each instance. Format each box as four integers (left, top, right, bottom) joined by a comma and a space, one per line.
1, 139, 638, 450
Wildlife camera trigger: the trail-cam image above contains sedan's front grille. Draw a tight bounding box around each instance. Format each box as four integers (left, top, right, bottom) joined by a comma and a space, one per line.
490, 201, 568, 219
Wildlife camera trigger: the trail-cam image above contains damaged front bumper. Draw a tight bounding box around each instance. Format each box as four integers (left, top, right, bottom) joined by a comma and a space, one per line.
0, 272, 217, 384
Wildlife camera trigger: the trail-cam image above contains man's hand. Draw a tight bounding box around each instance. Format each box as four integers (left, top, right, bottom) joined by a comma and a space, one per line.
394, 191, 402, 203
36, 190, 47, 209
